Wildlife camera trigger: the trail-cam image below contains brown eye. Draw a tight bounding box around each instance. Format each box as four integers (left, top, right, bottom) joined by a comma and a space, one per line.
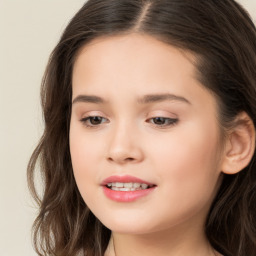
148, 117, 178, 127
80, 116, 108, 127
89, 116, 103, 125
153, 117, 167, 125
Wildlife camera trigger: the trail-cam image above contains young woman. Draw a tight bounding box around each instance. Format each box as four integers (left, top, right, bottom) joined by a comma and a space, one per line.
27, 0, 256, 255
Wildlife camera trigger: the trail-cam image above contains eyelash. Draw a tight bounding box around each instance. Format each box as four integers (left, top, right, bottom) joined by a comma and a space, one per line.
147, 117, 178, 128
80, 116, 109, 128
80, 116, 178, 129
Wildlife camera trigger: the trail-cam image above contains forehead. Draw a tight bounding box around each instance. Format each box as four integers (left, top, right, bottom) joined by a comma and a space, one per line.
73, 33, 198, 77
72, 33, 216, 110
73, 34, 197, 88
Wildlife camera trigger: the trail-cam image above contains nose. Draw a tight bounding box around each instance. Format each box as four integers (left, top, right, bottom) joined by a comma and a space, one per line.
106, 122, 144, 165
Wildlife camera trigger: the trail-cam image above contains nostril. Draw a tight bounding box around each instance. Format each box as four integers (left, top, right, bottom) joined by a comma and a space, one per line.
126, 157, 135, 161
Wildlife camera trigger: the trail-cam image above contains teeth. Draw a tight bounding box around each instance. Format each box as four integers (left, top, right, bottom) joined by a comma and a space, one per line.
106, 182, 151, 191
119, 188, 130, 191
141, 183, 148, 189
134, 183, 141, 188
116, 182, 123, 188
124, 182, 133, 188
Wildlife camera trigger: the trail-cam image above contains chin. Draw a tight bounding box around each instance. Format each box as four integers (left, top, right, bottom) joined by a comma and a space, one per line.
106, 223, 154, 235
97, 214, 162, 235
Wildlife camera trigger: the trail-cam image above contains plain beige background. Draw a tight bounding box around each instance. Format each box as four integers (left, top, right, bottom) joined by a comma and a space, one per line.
1, 1, 255, 255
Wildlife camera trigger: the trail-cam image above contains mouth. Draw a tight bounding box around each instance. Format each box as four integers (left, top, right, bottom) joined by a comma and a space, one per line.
101, 175, 157, 202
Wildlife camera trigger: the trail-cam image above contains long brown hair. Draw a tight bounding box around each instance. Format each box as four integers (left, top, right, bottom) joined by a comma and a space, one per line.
27, 0, 256, 255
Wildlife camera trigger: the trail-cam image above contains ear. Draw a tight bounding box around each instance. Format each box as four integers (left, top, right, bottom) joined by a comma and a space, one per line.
221, 112, 255, 175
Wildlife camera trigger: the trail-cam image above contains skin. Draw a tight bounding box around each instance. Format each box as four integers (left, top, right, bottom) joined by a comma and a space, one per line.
70, 33, 226, 256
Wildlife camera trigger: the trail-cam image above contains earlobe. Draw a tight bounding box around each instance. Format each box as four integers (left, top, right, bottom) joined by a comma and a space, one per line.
221, 112, 256, 175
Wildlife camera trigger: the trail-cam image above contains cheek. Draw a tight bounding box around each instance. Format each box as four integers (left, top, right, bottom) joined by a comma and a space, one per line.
69, 123, 102, 197
148, 121, 221, 207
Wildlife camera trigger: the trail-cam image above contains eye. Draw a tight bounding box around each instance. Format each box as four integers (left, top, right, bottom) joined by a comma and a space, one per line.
147, 117, 178, 128
80, 116, 109, 128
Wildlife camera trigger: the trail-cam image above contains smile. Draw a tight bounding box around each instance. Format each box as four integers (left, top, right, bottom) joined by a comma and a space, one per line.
101, 175, 157, 202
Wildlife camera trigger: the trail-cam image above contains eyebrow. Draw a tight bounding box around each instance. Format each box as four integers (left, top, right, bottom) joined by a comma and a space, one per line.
137, 93, 191, 105
72, 93, 191, 105
72, 95, 106, 104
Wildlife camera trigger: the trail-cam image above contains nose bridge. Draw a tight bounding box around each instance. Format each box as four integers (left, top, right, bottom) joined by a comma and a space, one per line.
107, 117, 143, 164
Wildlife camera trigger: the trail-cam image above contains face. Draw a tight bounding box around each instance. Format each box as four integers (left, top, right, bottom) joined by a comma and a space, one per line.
70, 33, 224, 234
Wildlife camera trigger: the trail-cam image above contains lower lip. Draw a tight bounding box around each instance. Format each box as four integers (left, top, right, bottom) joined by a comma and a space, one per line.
102, 186, 156, 202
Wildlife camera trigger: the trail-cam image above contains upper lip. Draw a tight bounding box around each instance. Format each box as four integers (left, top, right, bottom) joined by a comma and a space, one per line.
101, 175, 156, 186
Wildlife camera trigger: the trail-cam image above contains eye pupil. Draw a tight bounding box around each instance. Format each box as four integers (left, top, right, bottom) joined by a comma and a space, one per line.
153, 117, 165, 125
90, 116, 102, 125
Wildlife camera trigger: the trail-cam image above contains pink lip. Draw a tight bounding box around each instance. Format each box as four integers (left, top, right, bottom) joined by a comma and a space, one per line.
101, 175, 156, 202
